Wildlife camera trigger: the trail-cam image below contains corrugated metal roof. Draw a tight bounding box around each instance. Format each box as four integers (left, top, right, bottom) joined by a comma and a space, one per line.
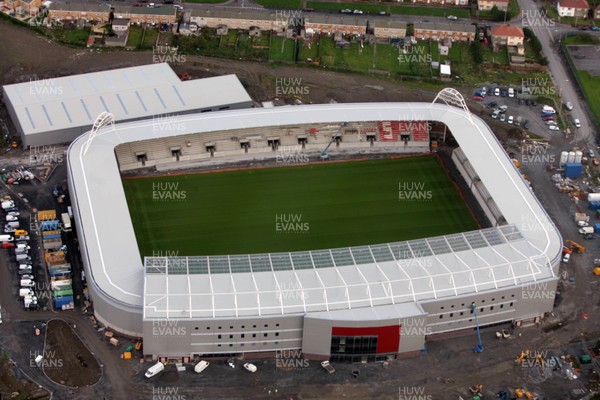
3, 63, 252, 136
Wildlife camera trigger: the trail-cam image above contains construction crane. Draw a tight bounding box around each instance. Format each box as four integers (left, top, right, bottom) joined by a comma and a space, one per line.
471, 302, 484, 353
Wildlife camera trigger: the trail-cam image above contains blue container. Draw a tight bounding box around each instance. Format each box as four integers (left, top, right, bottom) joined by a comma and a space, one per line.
54, 295, 74, 308
590, 201, 600, 210
49, 269, 71, 277
565, 162, 583, 178
595, 223, 600, 233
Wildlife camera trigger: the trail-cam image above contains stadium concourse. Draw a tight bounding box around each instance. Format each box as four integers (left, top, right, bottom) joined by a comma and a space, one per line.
66, 89, 562, 362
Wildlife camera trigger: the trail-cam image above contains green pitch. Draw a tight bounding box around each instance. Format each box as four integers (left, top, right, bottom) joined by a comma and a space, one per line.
122, 156, 479, 257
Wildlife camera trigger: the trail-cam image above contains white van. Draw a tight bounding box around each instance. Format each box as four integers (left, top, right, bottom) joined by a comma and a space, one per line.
15, 247, 29, 254
16, 254, 32, 262
0, 235, 13, 242
194, 360, 210, 373
542, 105, 556, 114
19, 288, 34, 297
20, 279, 35, 287
145, 362, 165, 378
6, 221, 20, 229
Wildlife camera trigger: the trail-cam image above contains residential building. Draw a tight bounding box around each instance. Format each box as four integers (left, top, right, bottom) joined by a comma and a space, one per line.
111, 17, 129, 34
557, 0, 589, 18
190, 9, 287, 34
304, 14, 367, 36
373, 19, 407, 39
595, 3, 600, 19
477, 0, 509, 11
490, 24, 524, 46
413, 22, 475, 42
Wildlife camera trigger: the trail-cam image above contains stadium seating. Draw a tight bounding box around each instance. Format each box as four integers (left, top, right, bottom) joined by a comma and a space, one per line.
115, 121, 433, 171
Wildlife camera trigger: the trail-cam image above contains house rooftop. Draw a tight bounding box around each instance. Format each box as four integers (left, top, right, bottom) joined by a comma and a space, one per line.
491, 24, 525, 38
558, 0, 590, 8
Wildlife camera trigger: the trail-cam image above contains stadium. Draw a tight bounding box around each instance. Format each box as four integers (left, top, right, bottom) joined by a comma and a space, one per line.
66, 88, 562, 362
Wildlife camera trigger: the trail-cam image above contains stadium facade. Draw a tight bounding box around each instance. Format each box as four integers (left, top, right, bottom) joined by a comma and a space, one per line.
67, 91, 562, 362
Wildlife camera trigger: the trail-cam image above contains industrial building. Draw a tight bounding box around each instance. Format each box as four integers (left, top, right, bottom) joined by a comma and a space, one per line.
2, 63, 253, 148
67, 89, 562, 362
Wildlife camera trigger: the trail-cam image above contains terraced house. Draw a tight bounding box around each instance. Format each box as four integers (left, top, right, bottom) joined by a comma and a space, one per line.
372, 20, 407, 40
48, 4, 176, 25
189, 9, 288, 33
477, 0, 508, 11
413, 22, 475, 42
304, 14, 367, 36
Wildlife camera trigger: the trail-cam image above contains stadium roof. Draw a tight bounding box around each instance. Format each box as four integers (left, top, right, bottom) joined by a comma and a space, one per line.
143, 226, 554, 318
3, 63, 253, 136
66, 99, 562, 320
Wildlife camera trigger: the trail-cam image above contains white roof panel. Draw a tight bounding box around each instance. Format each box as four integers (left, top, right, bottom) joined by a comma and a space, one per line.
4, 63, 252, 136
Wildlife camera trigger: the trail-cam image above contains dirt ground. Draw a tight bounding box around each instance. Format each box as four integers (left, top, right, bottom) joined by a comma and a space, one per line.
2, 16, 600, 400
43, 319, 101, 387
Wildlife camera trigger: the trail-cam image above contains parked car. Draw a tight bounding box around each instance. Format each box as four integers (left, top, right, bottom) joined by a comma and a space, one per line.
532, 100, 537, 106
6, 215, 18, 222
173, 4, 183, 9
244, 363, 257, 373
592, 26, 600, 31
7, 211, 20, 217
481, 87, 487, 96
548, 125, 560, 131
473, 95, 484, 101
589, 149, 595, 158
574, 118, 581, 128
542, 115, 555, 121
546, 120, 557, 125
499, 114, 506, 122
340, 8, 352, 13
14, 236, 29, 241
508, 88, 515, 98
562, 253, 570, 263
494, 88, 500, 96
353, 9, 363, 14
507, 115, 514, 124
501, 90, 507, 97
486, 101, 497, 108
565, 102, 574, 111
4, 227, 15, 234
3, 207, 18, 213
525, 99, 531, 106
523, 120, 530, 129
1, 242, 14, 249
447, 15, 458, 20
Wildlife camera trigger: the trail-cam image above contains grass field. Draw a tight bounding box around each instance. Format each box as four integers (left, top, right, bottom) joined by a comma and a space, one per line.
122, 157, 479, 257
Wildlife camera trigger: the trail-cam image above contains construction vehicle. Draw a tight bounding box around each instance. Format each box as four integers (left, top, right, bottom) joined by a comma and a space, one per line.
468, 384, 483, 396
594, 267, 600, 276
180, 72, 191, 81
471, 303, 484, 352
565, 240, 585, 253
320, 127, 344, 160
515, 349, 532, 364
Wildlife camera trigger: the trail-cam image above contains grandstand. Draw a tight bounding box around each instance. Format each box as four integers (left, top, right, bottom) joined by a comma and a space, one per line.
67, 89, 562, 361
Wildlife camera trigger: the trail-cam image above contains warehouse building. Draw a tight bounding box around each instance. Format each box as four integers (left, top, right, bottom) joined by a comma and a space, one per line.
2, 63, 253, 148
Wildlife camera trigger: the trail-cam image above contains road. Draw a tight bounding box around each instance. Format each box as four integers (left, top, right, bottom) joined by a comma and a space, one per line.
517, 0, 596, 149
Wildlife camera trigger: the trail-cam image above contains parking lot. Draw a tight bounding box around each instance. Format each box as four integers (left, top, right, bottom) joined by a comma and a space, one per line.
474, 84, 583, 140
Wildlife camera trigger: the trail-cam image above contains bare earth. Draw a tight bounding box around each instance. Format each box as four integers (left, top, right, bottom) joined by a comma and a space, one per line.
0, 18, 599, 400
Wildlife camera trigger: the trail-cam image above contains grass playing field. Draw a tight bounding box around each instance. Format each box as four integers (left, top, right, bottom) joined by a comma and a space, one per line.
122, 156, 479, 257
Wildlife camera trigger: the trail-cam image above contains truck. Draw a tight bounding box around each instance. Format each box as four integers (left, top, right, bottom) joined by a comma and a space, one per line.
61, 213, 72, 232
580, 227, 594, 234
321, 360, 336, 374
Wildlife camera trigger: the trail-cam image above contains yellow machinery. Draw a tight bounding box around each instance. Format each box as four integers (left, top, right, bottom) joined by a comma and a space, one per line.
565, 240, 585, 253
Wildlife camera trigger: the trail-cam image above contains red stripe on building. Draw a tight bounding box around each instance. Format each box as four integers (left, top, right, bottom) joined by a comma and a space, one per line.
331, 325, 400, 354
